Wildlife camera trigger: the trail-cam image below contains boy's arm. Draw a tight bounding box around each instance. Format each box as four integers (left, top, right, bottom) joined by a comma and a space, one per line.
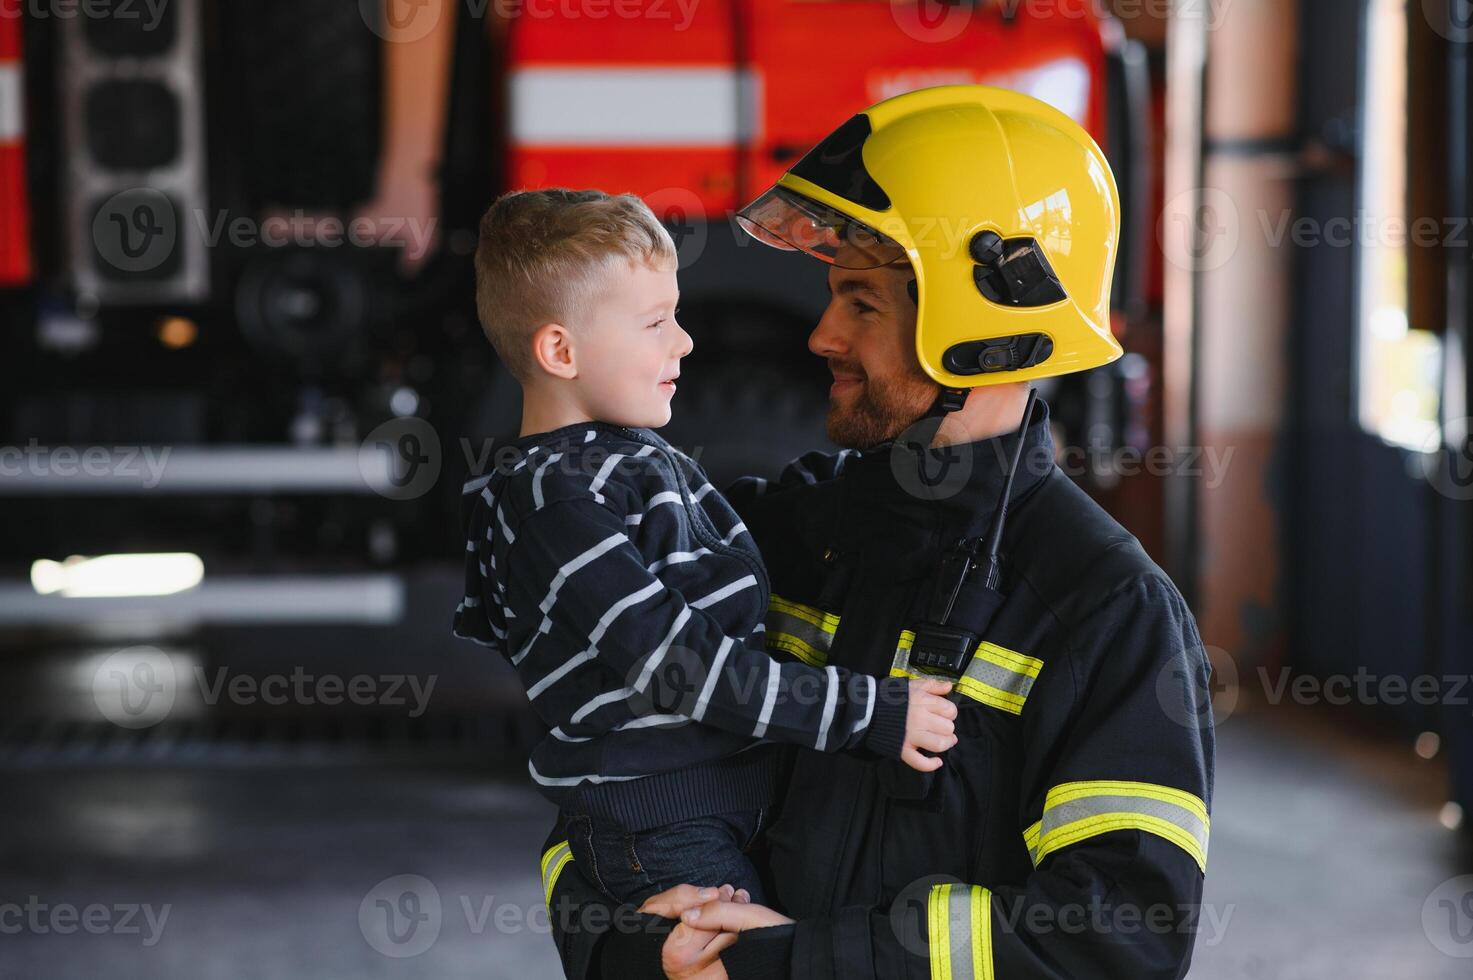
505, 497, 911, 758
724, 448, 858, 503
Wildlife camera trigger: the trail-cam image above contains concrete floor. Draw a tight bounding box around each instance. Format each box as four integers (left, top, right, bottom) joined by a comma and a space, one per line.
2, 711, 1470, 979
1190, 709, 1473, 979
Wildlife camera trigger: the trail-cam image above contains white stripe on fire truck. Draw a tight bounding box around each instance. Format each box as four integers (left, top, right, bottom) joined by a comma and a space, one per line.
510, 67, 759, 146
0, 63, 23, 144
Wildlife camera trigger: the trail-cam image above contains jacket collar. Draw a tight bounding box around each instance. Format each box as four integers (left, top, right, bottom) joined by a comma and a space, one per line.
839, 395, 1056, 544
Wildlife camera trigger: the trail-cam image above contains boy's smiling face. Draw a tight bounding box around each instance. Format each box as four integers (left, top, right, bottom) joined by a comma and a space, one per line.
559, 258, 690, 429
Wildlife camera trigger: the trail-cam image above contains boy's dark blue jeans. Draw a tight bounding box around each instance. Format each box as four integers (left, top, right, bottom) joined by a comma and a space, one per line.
560, 805, 769, 908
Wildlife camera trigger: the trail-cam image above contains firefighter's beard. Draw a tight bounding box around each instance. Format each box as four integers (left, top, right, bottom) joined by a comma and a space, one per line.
825, 363, 938, 451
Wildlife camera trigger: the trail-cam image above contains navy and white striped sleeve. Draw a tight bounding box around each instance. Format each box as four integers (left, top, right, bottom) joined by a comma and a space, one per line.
504, 496, 910, 758
725, 448, 858, 505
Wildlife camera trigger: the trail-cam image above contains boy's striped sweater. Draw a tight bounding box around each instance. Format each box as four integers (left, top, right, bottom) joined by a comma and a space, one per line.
452, 420, 910, 830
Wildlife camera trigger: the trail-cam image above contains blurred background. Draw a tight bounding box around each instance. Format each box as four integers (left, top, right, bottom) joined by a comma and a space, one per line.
1, 0, 1472, 976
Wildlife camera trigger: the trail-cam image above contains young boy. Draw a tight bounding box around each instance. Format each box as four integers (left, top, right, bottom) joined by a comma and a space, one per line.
452, 188, 958, 908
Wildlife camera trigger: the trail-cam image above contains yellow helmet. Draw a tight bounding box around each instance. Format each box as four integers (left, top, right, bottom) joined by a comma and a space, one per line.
736, 84, 1122, 393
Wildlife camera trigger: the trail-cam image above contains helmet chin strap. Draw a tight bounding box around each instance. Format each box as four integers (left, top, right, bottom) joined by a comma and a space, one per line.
902, 274, 970, 448
901, 385, 970, 450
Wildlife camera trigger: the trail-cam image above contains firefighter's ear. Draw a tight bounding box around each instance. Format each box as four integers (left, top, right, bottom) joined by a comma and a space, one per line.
530, 322, 578, 380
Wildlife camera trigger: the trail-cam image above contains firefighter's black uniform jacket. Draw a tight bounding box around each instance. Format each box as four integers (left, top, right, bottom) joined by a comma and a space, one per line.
538, 397, 1216, 979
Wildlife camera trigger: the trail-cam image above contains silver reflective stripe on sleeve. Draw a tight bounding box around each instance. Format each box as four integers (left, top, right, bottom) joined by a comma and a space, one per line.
1022, 780, 1210, 873
892, 632, 1043, 714
928, 882, 994, 980
764, 594, 840, 667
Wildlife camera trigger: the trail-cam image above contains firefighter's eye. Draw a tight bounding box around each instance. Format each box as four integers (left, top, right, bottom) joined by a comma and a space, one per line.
852, 299, 878, 315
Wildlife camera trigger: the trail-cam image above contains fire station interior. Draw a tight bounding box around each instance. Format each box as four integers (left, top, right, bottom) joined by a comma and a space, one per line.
3, 0, 1473, 977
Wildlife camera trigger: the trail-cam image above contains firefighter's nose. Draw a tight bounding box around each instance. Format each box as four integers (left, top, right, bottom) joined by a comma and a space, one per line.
809, 299, 850, 359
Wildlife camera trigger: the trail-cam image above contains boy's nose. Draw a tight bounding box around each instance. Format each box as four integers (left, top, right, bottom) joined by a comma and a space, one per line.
673, 322, 694, 358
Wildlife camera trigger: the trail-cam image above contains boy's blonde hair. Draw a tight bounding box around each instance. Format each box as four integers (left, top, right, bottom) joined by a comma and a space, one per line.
474, 188, 677, 382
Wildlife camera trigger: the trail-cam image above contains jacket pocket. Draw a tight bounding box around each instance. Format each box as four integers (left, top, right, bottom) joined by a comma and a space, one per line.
877, 699, 995, 892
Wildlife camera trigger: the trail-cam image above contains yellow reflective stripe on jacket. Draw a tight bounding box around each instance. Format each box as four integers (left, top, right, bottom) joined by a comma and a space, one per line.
541, 839, 574, 905
763, 595, 1044, 716
765, 594, 840, 667
892, 631, 1044, 714
928, 882, 995, 980
1023, 819, 1043, 865
1023, 780, 1210, 873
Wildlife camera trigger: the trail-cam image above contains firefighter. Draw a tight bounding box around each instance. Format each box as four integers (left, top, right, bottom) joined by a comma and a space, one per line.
537, 84, 1215, 979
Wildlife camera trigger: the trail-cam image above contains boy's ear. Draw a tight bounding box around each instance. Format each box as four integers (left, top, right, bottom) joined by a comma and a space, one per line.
530, 322, 578, 380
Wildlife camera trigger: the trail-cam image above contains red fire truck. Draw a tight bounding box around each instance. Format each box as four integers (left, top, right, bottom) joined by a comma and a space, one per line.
0, 0, 1151, 614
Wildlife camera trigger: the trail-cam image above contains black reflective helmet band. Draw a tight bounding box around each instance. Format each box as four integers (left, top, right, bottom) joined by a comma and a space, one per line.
789, 114, 892, 212
942, 334, 1055, 376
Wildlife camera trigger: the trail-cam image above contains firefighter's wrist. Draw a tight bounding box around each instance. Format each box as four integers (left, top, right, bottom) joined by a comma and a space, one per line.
718, 922, 797, 979
860, 676, 910, 759
598, 910, 674, 980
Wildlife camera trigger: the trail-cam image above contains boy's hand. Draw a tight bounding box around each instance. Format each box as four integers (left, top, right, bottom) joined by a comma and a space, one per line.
640, 883, 752, 980
639, 883, 743, 919
901, 678, 958, 772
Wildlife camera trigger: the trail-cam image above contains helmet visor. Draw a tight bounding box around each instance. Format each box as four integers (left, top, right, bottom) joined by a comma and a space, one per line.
735, 186, 907, 270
